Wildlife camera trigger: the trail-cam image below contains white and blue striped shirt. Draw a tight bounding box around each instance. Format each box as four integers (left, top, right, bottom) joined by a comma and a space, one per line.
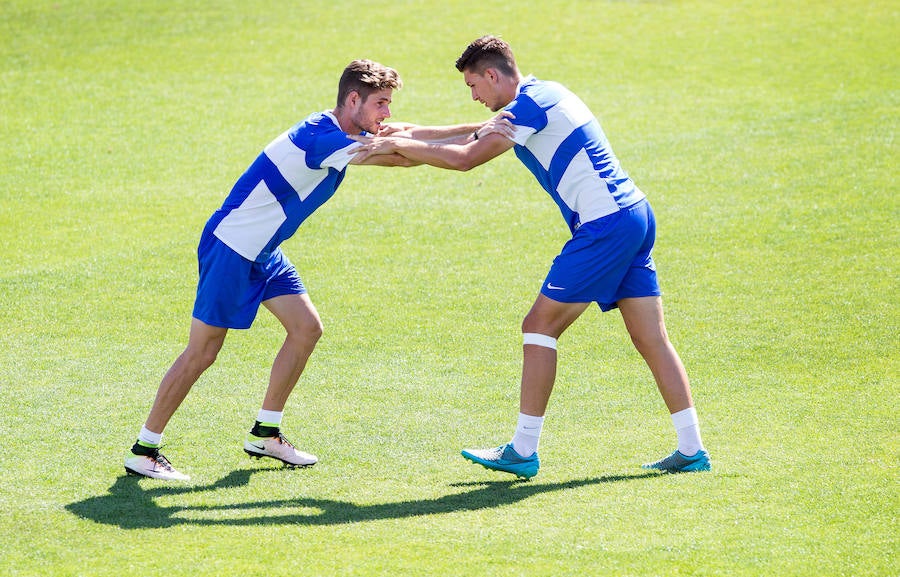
507, 76, 645, 233
208, 111, 361, 262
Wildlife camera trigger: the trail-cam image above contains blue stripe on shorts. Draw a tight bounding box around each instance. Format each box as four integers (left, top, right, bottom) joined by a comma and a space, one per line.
192, 232, 305, 329
540, 199, 660, 311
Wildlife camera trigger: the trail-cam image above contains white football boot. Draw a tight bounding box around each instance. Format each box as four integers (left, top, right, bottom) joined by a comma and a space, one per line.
244, 432, 317, 467
124, 447, 190, 481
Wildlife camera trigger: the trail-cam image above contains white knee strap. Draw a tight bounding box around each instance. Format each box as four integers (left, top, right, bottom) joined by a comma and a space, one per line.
523, 332, 558, 350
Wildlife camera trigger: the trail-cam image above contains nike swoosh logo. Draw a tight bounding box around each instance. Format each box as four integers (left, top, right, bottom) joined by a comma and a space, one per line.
546, 283, 565, 290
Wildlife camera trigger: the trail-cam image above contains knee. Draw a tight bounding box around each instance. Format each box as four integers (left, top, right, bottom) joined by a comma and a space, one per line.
289, 316, 323, 347
308, 317, 324, 343
629, 327, 670, 356
520, 296, 584, 337
184, 343, 221, 371
521, 312, 546, 335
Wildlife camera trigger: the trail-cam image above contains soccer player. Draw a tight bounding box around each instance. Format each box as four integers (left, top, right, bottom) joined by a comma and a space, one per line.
353, 36, 710, 478
125, 59, 506, 480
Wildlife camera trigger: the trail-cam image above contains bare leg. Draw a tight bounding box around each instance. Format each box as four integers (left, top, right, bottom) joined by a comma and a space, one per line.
519, 294, 591, 416
617, 296, 693, 413
259, 293, 323, 412
460, 295, 589, 473
144, 318, 228, 433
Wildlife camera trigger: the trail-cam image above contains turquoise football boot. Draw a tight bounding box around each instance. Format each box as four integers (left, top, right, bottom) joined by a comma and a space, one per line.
642, 449, 711, 473
461, 443, 540, 479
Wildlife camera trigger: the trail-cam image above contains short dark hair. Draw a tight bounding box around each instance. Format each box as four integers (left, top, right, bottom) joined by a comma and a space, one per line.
455, 35, 517, 75
336, 59, 402, 107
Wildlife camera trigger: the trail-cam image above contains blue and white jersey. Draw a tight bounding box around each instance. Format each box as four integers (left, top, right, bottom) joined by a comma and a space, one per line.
207, 111, 361, 262
506, 76, 645, 233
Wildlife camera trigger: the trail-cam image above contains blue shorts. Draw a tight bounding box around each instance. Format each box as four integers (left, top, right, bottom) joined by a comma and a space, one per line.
192, 232, 306, 329
541, 199, 661, 311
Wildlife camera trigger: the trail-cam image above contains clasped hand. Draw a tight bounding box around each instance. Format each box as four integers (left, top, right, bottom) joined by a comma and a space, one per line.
351, 111, 515, 161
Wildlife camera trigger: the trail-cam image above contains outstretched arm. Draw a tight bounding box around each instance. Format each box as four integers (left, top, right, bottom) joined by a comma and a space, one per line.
348, 150, 422, 167
382, 111, 515, 144
378, 122, 477, 142
353, 130, 516, 171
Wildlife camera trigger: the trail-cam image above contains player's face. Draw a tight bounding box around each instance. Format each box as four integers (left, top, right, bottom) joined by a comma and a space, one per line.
351, 89, 393, 134
463, 69, 505, 112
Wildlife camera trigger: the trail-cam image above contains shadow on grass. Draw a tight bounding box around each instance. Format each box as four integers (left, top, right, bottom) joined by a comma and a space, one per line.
66, 468, 658, 529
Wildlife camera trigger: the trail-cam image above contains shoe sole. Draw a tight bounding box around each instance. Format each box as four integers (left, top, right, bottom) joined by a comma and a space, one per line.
243, 447, 316, 468
642, 460, 711, 473
124, 465, 189, 481
124, 465, 148, 477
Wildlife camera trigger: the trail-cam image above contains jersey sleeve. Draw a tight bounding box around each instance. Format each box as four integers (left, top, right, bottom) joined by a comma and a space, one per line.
308, 129, 363, 171
505, 93, 546, 145
320, 139, 363, 170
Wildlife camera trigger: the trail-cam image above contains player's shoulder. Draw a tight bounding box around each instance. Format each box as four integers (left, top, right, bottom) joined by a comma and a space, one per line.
290, 111, 341, 138
307, 110, 342, 131
286, 111, 350, 152
520, 76, 571, 103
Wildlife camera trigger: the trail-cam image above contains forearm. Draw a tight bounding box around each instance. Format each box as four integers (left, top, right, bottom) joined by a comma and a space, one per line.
401, 123, 481, 143
352, 119, 515, 170
352, 152, 423, 167
389, 139, 478, 171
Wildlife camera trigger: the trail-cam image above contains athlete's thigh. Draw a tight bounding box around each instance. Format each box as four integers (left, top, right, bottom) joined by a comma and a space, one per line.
617, 296, 668, 343
262, 293, 322, 334
186, 316, 229, 356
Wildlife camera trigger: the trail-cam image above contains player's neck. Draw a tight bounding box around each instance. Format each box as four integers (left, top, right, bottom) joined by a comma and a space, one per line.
498, 71, 523, 107
331, 107, 359, 134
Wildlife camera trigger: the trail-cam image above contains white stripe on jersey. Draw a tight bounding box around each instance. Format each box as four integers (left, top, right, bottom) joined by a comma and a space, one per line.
264, 132, 327, 202
321, 141, 363, 170
213, 180, 287, 261
512, 93, 594, 166
557, 148, 620, 220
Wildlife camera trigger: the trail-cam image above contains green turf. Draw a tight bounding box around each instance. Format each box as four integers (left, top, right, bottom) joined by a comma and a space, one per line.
1, 0, 897, 575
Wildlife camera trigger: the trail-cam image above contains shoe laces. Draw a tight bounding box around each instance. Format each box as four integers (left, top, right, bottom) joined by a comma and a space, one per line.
276, 432, 295, 449
146, 449, 176, 472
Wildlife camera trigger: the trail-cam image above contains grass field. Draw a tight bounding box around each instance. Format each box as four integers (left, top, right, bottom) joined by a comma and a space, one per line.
1, 0, 897, 575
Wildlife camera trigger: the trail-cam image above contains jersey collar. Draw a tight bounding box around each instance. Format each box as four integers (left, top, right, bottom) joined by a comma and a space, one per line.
517, 74, 537, 94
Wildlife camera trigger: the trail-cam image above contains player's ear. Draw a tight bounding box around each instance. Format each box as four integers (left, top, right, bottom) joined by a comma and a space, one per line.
339, 90, 357, 109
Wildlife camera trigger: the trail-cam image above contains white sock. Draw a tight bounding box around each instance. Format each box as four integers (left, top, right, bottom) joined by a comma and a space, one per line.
671, 407, 705, 456
511, 413, 544, 457
257, 409, 283, 427
138, 425, 162, 448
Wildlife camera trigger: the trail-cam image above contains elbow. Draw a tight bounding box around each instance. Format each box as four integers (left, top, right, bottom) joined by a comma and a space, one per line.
449, 156, 478, 172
